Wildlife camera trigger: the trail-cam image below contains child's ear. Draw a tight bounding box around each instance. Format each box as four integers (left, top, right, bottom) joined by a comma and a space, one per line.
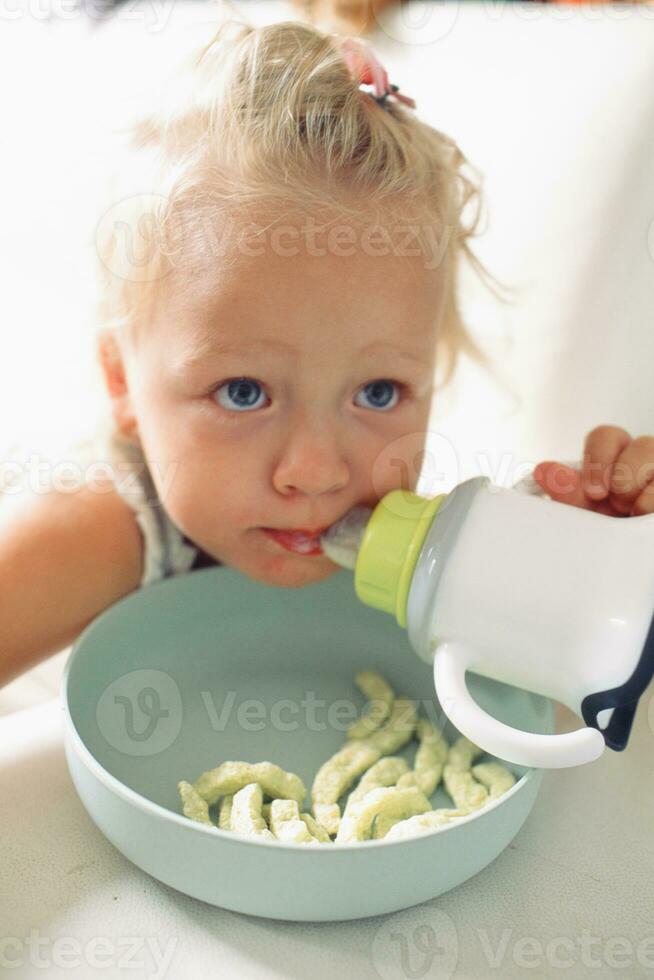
97, 331, 140, 442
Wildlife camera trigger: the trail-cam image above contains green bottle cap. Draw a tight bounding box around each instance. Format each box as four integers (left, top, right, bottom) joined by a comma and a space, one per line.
354, 489, 446, 627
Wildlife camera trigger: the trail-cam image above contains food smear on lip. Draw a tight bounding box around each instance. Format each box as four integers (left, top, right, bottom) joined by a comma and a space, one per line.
262, 528, 325, 555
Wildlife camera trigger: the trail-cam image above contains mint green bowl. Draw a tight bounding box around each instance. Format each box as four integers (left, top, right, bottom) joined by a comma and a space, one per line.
62, 566, 552, 922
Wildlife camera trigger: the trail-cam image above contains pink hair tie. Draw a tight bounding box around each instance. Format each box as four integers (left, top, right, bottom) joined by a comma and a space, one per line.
334, 36, 417, 112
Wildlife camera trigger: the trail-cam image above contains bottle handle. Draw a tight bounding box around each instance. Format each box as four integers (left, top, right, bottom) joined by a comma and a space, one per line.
433, 641, 606, 768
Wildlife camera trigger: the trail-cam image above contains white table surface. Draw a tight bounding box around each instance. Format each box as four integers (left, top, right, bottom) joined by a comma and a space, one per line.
1, 689, 653, 980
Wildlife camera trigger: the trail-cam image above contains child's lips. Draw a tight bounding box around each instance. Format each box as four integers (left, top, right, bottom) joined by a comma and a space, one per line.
260, 527, 327, 555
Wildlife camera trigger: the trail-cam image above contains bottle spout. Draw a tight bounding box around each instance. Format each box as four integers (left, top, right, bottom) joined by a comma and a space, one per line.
319, 505, 373, 570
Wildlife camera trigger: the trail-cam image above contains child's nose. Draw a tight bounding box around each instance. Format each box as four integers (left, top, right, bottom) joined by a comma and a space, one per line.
272, 427, 350, 497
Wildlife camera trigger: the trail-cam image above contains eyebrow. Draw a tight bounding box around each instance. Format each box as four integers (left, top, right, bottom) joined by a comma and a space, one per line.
172, 337, 429, 373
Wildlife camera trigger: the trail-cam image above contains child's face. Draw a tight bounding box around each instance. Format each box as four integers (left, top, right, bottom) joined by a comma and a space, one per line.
118, 214, 445, 588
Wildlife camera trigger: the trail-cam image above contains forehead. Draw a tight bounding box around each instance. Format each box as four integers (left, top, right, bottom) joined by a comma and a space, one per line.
154, 208, 447, 356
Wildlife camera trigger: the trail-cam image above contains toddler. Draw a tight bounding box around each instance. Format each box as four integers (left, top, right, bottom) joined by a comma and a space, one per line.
1, 19, 652, 690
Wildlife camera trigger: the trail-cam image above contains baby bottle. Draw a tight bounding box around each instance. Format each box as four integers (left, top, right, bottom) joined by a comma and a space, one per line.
320, 471, 654, 769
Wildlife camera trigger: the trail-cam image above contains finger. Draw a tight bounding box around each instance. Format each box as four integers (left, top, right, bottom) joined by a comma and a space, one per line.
608, 437, 654, 514
581, 425, 631, 499
595, 500, 627, 517
533, 462, 591, 509
631, 481, 654, 516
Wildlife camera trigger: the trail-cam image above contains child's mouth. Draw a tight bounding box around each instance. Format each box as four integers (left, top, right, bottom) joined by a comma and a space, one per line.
260, 527, 326, 556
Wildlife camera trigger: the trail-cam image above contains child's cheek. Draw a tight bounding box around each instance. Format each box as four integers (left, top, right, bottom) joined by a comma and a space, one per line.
161, 465, 258, 545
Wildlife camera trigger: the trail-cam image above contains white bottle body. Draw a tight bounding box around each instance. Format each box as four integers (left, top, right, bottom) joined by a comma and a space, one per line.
405, 476, 654, 717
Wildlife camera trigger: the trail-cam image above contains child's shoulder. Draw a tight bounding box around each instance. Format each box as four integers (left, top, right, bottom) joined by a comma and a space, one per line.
1, 418, 218, 589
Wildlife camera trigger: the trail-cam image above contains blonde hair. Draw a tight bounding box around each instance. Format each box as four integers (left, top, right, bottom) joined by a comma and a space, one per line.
95, 16, 506, 391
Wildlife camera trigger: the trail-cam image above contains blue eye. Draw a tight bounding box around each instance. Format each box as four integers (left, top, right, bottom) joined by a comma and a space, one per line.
214, 378, 267, 412
354, 380, 400, 411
